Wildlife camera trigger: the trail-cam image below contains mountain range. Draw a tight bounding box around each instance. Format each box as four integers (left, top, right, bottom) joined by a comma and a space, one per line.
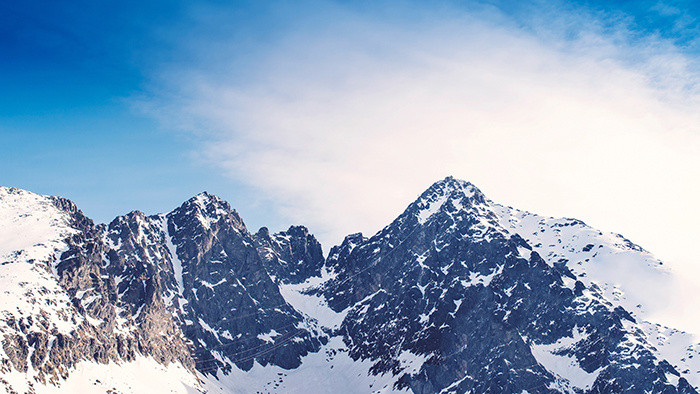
0, 177, 698, 393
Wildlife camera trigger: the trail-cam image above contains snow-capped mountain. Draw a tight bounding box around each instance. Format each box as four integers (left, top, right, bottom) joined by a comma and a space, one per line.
315, 177, 698, 393
0, 178, 697, 393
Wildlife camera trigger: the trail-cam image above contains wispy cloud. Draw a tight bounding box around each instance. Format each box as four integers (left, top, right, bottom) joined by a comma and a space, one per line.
137, 0, 700, 329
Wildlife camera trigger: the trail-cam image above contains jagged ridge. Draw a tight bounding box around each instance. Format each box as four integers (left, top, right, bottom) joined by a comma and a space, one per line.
0, 179, 698, 393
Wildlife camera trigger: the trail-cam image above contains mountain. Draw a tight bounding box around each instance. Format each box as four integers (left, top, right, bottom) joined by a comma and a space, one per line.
254, 225, 325, 285
0, 178, 698, 393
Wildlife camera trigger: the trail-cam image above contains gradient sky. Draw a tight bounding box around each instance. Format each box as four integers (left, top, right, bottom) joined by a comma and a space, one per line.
1, 0, 698, 275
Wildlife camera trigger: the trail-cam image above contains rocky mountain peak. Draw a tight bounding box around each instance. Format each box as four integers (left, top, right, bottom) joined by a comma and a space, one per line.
170, 191, 246, 235
254, 225, 325, 284
182, 191, 229, 213
285, 225, 311, 238
424, 176, 484, 200
408, 176, 488, 225
1, 182, 698, 393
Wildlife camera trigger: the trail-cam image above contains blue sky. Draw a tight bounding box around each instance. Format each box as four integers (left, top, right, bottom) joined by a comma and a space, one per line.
1, 0, 699, 265
0, 0, 258, 225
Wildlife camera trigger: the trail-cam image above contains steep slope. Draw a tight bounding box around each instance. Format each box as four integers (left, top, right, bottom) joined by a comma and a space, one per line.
0, 188, 326, 392
161, 193, 325, 375
90, 192, 327, 377
0, 186, 83, 392
313, 177, 696, 393
1, 179, 698, 393
254, 225, 325, 285
491, 203, 700, 390
0, 187, 198, 393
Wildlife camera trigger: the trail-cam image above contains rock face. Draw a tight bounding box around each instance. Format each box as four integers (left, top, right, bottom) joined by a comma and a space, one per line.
0, 179, 698, 393
0, 188, 324, 392
254, 225, 325, 284
318, 177, 696, 393
0, 188, 192, 390
161, 194, 324, 374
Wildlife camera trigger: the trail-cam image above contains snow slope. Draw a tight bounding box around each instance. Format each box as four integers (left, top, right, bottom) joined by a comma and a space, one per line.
492, 203, 700, 390
0, 187, 80, 358
6, 357, 202, 394
202, 336, 407, 394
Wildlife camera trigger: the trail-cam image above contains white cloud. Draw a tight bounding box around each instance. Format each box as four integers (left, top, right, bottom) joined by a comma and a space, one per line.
140, 1, 700, 329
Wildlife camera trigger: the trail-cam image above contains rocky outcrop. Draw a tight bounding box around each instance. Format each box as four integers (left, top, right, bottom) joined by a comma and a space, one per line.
0, 193, 196, 390
164, 193, 325, 374
254, 225, 325, 284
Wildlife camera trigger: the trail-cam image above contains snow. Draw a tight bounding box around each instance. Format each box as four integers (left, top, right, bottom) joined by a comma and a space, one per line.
3, 183, 698, 392
189, 193, 229, 230
162, 216, 185, 295
417, 193, 449, 224
200, 278, 227, 289
560, 276, 577, 291
415, 178, 477, 225
492, 204, 676, 328
397, 350, 429, 375
439, 373, 474, 393
460, 265, 502, 288
517, 245, 532, 260
491, 202, 700, 389
414, 252, 429, 269
198, 318, 223, 342
258, 329, 281, 342
9, 357, 202, 394
0, 187, 76, 262
638, 321, 700, 390
0, 187, 82, 337
202, 336, 409, 394
527, 327, 600, 392
278, 270, 348, 330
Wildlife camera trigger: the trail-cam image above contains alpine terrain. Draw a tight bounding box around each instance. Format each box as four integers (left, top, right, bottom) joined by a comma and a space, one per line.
0, 177, 698, 393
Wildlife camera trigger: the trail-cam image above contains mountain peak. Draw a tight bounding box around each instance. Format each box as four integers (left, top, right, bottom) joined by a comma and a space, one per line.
171, 191, 245, 232
410, 176, 487, 225
191, 190, 223, 204
427, 176, 483, 198
179, 191, 229, 212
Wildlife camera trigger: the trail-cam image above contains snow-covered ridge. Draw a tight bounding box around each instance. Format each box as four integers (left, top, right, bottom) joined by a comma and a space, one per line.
413, 176, 482, 225
363, 177, 700, 391
2, 180, 699, 393
0, 187, 80, 330
0, 186, 76, 262
491, 202, 700, 390
491, 203, 673, 322
0, 187, 84, 390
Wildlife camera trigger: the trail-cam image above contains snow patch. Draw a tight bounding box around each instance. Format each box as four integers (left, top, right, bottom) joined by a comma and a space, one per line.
202, 336, 409, 393
11, 357, 202, 394
258, 329, 281, 342
417, 193, 449, 224
461, 265, 502, 288
527, 327, 600, 391
397, 350, 429, 375
162, 216, 184, 295
278, 271, 347, 330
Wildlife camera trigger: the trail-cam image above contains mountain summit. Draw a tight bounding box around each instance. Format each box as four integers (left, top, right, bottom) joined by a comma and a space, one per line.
0, 180, 697, 393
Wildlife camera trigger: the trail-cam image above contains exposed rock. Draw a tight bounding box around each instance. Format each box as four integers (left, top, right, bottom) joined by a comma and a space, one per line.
254, 225, 325, 284
0, 181, 698, 393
